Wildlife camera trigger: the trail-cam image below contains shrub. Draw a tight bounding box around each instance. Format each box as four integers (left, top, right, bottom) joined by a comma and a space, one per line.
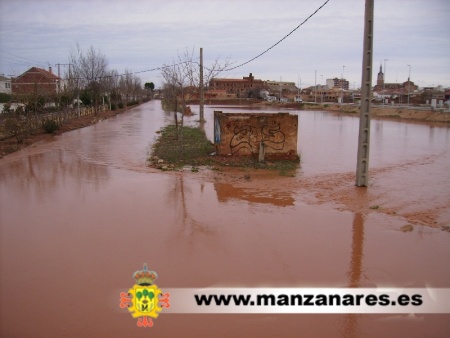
118, 102, 124, 109
4, 118, 24, 142
111, 103, 117, 111
2, 102, 12, 114
42, 119, 59, 133
0, 93, 12, 103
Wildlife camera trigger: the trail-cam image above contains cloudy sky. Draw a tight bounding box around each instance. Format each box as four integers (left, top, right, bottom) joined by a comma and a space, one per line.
0, 0, 449, 89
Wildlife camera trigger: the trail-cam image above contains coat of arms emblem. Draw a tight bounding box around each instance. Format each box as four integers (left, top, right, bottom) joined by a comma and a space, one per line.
119, 263, 170, 327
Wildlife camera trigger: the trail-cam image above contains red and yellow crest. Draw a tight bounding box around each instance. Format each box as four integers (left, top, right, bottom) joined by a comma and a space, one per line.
120, 263, 170, 327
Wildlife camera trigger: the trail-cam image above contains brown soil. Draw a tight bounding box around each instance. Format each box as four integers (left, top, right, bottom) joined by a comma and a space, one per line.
0, 105, 139, 159
292, 103, 450, 123
321, 104, 450, 123
210, 100, 450, 124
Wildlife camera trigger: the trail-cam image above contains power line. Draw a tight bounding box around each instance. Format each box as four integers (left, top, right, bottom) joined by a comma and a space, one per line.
1, 0, 331, 81
0, 57, 32, 66
0, 50, 48, 67
222, 0, 331, 71
68, 61, 192, 82
101, 0, 331, 79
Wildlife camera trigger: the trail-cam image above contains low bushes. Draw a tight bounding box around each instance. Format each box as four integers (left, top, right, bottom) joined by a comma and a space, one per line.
42, 119, 59, 133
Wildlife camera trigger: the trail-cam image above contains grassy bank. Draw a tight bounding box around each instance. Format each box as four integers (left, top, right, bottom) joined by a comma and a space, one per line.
149, 125, 299, 175
150, 125, 215, 168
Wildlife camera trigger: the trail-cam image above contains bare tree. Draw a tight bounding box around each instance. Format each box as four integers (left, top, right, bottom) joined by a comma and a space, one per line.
69, 43, 108, 115
103, 69, 120, 110
118, 70, 143, 108
161, 48, 231, 140
161, 61, 187, 139
132, 76, 143, 102
119, 70, 133, 108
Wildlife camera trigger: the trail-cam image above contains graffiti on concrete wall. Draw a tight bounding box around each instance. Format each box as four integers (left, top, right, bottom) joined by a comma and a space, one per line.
214, 116, 221, 143
230, 120, 285, 154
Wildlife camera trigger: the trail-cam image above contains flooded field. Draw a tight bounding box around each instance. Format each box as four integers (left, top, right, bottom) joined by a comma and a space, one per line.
1, 101, 449, 337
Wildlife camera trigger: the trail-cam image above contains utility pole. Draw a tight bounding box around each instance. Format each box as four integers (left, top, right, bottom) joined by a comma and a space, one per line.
77, 76, 80, 117
356, 0, 374, 187
56, 63, 73, 113
199, 47, 205, 122
383, 58, 388, 105
314, 70, 317, 103
57, 63, 61, 92
55, 63, 73, 92
57, 63, 61, 111
68, 63, 71, 92
407, 64, 411, 106
280, 76, 282, 101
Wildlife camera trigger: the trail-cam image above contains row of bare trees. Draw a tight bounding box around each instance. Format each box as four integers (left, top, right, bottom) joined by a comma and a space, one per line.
68, 44, 146, 114
1, 44, 149, 142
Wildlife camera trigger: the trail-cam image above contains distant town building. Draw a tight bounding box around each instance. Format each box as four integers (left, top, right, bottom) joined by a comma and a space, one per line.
0, 75, 12, 94
374, 64, 418, 92
376, 64, 384, 89
208, 73, 300, 99
209, 73, 264, 96
12, 67, 61, 97
305, 86, 342, 102
402, 79, 418, 92
326, 78, 349, 90
264, 80, 298, 93
204, 89, 236, 99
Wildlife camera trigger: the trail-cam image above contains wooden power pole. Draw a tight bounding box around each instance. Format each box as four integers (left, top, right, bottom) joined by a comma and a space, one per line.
356, 0, 374, 187
199, 47, 205, 122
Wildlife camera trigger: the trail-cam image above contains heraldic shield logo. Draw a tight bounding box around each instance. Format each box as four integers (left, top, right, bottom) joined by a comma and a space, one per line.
119, 263, 170, 327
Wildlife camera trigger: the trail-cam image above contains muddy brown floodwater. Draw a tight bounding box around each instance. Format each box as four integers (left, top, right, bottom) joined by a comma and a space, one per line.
1, 101, 449, 337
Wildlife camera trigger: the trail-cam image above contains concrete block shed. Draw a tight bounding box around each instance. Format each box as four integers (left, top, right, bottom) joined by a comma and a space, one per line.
213, 111, 298, 159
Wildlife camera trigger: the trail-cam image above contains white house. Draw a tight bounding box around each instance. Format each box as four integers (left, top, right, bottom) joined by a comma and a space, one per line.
0, 75, 12, 94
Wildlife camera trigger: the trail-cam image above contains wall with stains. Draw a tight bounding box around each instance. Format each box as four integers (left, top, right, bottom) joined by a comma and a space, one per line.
213, 111, 298, 159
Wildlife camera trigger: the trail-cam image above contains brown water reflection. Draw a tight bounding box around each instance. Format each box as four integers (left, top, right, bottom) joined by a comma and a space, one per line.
348, 213, 365, 288
215, 182, 295, 206
1, 101, 450, 337
341, 213, 365, 338
0, 149, 110, 201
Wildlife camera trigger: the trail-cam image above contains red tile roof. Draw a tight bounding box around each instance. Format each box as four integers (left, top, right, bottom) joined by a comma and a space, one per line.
11, 67, 60, 95
14, 67, 60, 81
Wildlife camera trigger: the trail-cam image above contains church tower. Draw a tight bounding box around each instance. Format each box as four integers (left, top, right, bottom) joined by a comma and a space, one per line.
377, 63, 384, 88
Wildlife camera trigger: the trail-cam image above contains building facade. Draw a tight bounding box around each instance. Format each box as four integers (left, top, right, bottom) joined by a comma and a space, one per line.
264, 80, 298, 92
213, 111, 298, 159
0, 75, 12, 94
11, 67, 61, 97
374, 64, 418, 92
209, 73, 264, 95
326, 78, 349, 90
376, 64, 384, 88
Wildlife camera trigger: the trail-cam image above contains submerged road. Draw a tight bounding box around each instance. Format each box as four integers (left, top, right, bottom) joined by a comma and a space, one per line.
1, 100, 449, 337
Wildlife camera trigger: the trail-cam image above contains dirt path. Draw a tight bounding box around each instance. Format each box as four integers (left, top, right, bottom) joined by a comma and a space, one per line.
0, 105, 140, 158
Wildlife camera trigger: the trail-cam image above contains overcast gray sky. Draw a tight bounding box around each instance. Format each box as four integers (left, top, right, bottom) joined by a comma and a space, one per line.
1, 0, 449, 89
